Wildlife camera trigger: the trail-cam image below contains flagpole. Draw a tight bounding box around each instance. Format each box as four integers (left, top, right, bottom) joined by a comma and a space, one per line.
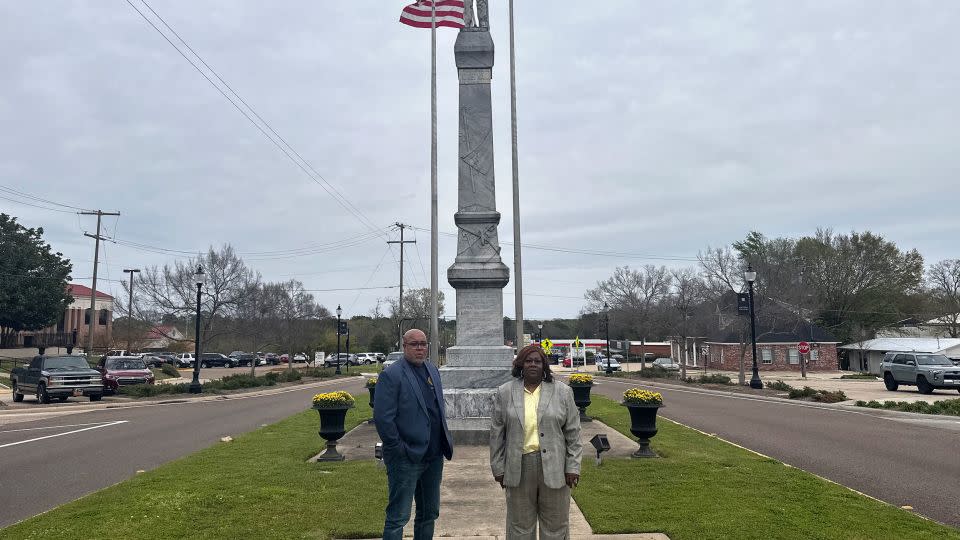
429, 0, 440, 364
509, 0, 524, 350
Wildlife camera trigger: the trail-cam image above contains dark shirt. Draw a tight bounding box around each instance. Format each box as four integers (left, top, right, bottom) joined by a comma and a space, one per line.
408, 359, 445, 461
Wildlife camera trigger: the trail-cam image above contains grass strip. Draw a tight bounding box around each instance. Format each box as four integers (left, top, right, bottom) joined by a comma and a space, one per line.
574, 395, 960, 540
0, 401, 385, 540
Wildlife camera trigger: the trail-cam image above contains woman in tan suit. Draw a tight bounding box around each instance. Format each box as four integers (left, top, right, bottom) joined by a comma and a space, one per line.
490, 344, 582, 539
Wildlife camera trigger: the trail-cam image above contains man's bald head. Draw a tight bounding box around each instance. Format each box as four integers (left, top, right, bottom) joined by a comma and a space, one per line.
402, 328, 429, 364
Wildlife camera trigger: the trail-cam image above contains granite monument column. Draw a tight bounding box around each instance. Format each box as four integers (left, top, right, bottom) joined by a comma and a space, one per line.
440, 1, 514, 445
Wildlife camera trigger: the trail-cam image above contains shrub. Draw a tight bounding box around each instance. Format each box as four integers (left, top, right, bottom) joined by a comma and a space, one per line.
840, 373, 877, 380
853, 398, 960, 416
811, 390, 847, 403
622, 388, 663, 405
696, 374, 732, 385
766, 380, 793, 391
312, 390, 355, 408
160, 364, 180, 378
638, 366, 679, 379
788, 386, 818, 399
568, 373, 594, 385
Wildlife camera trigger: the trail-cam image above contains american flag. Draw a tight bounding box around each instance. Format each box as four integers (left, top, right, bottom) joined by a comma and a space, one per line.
399, 0, 465, 29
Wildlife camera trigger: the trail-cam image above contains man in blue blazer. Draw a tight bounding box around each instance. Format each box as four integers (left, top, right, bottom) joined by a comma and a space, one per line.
374, 328, 454, 540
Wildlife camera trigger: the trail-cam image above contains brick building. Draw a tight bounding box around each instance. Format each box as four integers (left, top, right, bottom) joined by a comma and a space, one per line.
7, 284, 114, 350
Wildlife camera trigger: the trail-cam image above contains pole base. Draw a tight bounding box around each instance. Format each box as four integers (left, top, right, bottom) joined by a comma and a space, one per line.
315, 441, 345, 462
749, 376, 764, 389
578, 409, 593, 423
189, 382, 202, 394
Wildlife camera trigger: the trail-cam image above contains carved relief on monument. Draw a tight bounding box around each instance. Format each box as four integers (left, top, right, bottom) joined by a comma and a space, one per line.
462, 0, 489, 30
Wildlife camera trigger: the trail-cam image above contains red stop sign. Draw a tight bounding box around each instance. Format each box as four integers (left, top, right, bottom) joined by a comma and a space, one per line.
797, 341, 810, 355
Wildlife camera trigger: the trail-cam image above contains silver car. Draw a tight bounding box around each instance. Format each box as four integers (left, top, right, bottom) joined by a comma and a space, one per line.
651, 358, 680, 371
881, 352, 960, 394
383, 351, 404, 368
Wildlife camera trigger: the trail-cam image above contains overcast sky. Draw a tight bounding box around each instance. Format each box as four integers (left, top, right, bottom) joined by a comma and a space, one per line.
2, 1, 959, 321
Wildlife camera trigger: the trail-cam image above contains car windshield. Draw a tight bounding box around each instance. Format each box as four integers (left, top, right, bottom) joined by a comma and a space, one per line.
915, 354, 954, 366
106, 359, 147, 370
44, 356, 91, 370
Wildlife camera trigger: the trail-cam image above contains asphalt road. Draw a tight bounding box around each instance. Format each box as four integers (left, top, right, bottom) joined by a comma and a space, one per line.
0, 376, 366, 529
586, 376, 960, 529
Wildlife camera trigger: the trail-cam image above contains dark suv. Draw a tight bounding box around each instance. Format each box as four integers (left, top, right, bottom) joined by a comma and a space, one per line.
200, 353, 237, 368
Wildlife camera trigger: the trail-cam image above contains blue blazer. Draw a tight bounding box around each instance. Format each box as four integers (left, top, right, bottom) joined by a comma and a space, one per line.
374, 358, 453, 463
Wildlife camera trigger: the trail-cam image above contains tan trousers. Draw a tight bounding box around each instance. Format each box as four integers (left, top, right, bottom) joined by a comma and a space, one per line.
505, 451, 571, 540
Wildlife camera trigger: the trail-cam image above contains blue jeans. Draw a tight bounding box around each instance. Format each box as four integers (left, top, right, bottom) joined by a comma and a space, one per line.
383, 455, 444, 540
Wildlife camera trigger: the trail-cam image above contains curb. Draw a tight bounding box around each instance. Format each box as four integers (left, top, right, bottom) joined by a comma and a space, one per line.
0, 376, 363, 416
583, 374, 960, 424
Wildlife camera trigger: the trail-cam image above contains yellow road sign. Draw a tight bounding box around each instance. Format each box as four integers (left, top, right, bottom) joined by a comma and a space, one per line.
541, 338, 553, 353
573, 336, 582, 348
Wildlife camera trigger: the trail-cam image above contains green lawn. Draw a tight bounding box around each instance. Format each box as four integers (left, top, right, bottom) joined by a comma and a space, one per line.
575, 396, 960, 540
0, 401, 386, 540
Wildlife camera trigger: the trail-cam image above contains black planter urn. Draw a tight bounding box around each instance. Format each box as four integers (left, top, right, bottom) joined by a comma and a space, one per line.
314, 404, 353, 461
624, 403, 662, 458
570, 383, 593, 422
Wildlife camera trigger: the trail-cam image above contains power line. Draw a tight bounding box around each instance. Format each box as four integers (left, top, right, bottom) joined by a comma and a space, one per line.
0, 185, 94, 212
124, 0, 383, 236
0, 194, 79, 215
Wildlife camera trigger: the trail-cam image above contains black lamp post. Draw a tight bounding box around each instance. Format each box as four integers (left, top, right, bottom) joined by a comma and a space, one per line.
537, 323, 543, 343
604, 303, 613, 375
335, 304, 342, 375
189, 265, 205, 394
745, 264, 763, 389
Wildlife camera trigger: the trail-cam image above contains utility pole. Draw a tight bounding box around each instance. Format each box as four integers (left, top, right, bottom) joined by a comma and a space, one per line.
81, 210, 120, 357
387, 223, 416, 350
799, 266, 808, 379
123, 268, 140, 353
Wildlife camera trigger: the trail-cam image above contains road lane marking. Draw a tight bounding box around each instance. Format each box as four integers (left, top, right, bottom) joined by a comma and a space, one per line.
0, 421, 124, 434
0, 420, 128, 449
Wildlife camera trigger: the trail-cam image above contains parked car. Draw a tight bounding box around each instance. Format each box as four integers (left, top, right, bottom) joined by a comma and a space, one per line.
140, 354, 167, 368
880, 351, 960, 394
596, 356, 622, 372
97, 356, 155, 395
294, 353, 307, 363
10, 355, 104, 403
153, 352, 179, 365
374, 352, 386, 363
200, 353, 237, 368
263, 353, 280, 366
324, 353, 356, 368
229, 352, 258, 367
383, 351, 404, 368
355, 353, 378, 365
175, 352, 195, 368
651, 358, 680, 371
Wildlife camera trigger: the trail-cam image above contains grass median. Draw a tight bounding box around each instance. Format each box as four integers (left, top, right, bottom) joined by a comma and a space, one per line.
575, 396, 960, 540
0, 400, 385, 540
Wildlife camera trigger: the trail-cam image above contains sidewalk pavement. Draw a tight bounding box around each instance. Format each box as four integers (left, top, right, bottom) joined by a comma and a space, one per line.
320, 419, 669, 540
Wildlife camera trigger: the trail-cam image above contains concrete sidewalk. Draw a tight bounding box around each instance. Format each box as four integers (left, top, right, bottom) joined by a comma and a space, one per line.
322, 420, 669, 540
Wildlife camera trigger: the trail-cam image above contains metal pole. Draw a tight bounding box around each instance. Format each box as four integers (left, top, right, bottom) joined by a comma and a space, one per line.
335, 309, 342, 376
509, 0, 524, 352
123, 268, 140, 353
605, 310, 612, 375
799, 266, 807, 379
748, 279, 763, 389
80, 210, 119, 357
388, 224, 415, 350
189, 283, 203, 393
429, 0, 440, 368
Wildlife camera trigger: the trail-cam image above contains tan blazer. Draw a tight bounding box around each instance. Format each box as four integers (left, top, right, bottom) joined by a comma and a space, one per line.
489, 379, 582, 489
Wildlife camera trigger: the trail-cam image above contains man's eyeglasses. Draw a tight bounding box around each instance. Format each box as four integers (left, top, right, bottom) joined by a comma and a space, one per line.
404, 341, 429, 348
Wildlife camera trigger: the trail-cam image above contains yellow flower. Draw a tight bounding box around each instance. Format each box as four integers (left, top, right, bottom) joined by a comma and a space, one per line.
366, 377, 378, 388
311, 390, 355, 408
569, 373, 594, 385
623, 388, 662, 405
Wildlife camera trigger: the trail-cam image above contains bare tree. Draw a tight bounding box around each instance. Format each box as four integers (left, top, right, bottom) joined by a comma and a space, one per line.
927, 259, 960, 337
584, 265, 672, 341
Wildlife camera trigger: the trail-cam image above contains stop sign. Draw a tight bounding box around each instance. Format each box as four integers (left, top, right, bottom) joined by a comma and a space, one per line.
797, 341, 810, 355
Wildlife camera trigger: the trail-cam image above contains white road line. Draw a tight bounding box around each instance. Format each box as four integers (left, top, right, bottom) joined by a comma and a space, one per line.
0, 420, 128, 449
0, 421, 122, 434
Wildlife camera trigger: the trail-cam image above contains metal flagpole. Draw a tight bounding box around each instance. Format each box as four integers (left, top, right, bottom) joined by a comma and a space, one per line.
509, 0, 523, 350
429, 0, 440, 364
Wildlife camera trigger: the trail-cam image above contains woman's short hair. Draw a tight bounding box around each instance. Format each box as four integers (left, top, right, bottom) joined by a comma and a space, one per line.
512, 344, 553, 382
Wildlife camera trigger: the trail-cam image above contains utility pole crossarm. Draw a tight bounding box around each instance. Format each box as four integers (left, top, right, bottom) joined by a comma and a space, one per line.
387, 223, 417, 349
80, 210, 120, 356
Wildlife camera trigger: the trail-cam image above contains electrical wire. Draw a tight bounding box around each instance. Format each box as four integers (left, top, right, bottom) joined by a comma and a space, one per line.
124, 0, 384, 237
348, 246, 393, 312
0, 194, 79, 214
0, 185, 93, 212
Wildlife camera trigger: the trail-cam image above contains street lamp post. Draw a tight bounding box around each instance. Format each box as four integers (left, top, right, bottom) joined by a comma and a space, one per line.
745, 264, 763, 389
122, 268, 140, 353
604, 303, 613, 375
189, 265, 205, 394
335, 304, 342, 375
537, 323, 543, 343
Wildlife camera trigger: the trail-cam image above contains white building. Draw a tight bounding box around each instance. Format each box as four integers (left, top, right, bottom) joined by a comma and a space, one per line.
838, 337, 960, 374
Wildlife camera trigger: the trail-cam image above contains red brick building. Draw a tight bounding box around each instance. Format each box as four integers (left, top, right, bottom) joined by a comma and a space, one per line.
7, 284, 114, 349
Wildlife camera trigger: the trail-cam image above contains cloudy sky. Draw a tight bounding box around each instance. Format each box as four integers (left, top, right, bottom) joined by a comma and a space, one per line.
2, 1, 959, 321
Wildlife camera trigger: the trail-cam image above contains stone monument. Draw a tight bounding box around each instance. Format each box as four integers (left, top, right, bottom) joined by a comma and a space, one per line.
440, 0, 514, 445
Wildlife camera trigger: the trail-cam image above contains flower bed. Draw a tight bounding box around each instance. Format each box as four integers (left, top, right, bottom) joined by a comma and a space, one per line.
623, 388, 663, 405
568, 373, 594, 385
312, 390, 355, 408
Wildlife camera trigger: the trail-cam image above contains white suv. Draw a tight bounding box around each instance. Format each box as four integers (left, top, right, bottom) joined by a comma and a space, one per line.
355, 353, 377, 365
175, 353, 195, 368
